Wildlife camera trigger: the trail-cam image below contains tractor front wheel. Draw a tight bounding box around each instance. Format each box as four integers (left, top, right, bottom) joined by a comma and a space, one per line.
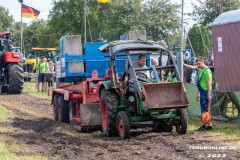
117, 111, 130, 140
100, 89, 119, 136
176, 108, 187, 135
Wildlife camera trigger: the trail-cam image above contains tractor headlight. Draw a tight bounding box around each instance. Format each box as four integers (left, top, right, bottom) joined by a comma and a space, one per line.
128, 96, 135, 103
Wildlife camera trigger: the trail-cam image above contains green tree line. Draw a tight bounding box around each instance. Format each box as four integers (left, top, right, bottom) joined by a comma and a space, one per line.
1, 0, 181, 52
1, 0, 240, 57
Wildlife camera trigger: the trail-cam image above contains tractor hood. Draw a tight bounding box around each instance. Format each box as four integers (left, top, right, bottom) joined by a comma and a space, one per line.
98, 40, 168, 54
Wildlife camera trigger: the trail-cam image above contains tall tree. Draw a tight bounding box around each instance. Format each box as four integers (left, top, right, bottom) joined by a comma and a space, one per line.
186, 24, 211, 57
37, 0, 181, 48
192, 0, 240, 25
40, 0, 85, 46
12, 22, 27, 47
142, 0, 180, 47
37, 0, 144, 46
96, 0, 143, 41
0, 6, 14, 31
22, 20, 46, 52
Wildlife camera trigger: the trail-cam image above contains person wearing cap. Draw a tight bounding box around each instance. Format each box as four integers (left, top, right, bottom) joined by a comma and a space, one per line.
36, 56, 48, 92
183, 57, 213, 131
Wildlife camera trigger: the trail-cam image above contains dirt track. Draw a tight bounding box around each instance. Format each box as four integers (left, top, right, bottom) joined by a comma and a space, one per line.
0, 93, 239, 160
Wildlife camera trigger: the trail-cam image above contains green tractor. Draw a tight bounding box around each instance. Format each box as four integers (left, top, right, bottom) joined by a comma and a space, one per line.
98, 40, 189, 139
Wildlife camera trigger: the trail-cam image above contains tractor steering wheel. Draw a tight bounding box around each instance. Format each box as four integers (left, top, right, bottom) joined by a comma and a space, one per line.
136, 72, 148, 79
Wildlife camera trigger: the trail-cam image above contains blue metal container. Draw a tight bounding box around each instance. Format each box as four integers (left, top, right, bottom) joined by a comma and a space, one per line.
57, 37, 151, 83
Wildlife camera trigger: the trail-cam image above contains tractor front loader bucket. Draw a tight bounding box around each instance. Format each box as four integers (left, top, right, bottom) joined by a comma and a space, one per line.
142, 82, 189, 111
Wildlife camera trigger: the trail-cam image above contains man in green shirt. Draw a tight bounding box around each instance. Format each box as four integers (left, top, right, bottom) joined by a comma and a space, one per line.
36, 56, 48, 92
184, 57, 213, 131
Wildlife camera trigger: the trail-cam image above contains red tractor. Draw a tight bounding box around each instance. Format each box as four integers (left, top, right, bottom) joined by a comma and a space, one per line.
0, 32, 24, 94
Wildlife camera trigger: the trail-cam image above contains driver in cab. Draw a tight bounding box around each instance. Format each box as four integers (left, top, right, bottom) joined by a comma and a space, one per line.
133, 55, 158, 79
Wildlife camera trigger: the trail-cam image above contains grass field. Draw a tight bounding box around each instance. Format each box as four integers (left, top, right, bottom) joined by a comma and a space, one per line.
23, 80, 51, 100
0, 143, 47, 160
1, 79, 49, 160
0, 105, 47, 160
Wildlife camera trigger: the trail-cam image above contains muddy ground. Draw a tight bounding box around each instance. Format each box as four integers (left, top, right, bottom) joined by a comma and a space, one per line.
0, 93, 239, 160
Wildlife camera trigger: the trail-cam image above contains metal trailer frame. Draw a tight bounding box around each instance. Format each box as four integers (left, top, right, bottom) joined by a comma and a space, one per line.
52, 70, 110, 131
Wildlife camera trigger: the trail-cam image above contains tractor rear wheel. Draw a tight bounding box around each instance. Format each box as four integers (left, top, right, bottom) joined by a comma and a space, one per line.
58, 95, 70, 123
53, 94, 59, 121
6, 62, 24, 94
176, 108, 187, 135
100, 89, 119, 136
117, 111, 130, 140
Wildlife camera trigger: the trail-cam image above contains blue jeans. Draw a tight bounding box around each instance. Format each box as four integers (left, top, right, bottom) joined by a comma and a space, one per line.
200, 90, 208, 113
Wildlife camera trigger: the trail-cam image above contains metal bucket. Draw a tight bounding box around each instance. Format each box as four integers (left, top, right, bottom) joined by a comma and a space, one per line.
142, 82, 189, 111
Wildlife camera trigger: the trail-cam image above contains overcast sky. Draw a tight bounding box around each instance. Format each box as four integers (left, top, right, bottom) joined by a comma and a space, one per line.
1, 0, 198, 28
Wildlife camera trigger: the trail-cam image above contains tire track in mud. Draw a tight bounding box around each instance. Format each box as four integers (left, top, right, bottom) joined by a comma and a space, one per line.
0, 93, 239, 160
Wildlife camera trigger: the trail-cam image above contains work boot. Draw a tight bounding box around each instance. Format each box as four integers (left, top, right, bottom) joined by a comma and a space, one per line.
206, 126, 213, 131
196, 125, 206, 131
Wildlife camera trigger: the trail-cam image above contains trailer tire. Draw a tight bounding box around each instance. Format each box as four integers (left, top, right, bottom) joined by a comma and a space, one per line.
53, 95, 59, 121
100, 89, 119, 136
117, 111, 130, 140
6, 62, 24, 94
58, 95, 70, 123
176, 108, 187, 135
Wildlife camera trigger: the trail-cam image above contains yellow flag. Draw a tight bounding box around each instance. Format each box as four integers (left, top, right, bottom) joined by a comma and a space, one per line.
97, 0, 110, 3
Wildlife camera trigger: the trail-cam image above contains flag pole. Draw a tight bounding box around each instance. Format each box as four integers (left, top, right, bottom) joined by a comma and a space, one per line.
219, 0, 223, 14
84, 0, 87, 43
179, 0, 184, 80
20, 1, 24, 57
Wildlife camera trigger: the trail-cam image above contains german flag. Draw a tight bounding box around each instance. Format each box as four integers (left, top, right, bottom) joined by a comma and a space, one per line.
22, 4, 40, 20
